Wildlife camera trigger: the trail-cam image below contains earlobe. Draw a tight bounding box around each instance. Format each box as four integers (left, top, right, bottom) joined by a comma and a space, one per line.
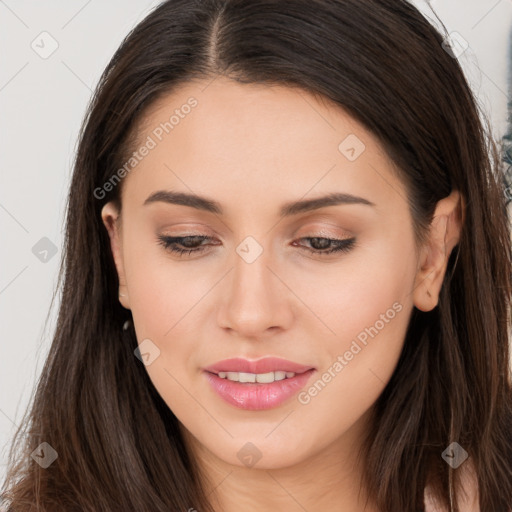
101, 201, 130, 310
413, 190, 463, 312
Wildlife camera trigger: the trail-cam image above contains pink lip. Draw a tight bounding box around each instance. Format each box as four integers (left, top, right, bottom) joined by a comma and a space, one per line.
203, 357, 316, 411
203, 357, 314, 375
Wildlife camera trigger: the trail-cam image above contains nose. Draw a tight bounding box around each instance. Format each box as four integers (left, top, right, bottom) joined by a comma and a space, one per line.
216, 241, 294, 338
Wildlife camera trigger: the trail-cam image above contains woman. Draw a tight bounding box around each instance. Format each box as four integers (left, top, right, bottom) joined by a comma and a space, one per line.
2, 0, 511, 510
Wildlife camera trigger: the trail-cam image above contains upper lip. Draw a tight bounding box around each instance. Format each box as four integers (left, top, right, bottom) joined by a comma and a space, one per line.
203, 357, 315, 375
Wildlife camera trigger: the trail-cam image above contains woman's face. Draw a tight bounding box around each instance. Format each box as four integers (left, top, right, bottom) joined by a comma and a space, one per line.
101, 77, 456, 472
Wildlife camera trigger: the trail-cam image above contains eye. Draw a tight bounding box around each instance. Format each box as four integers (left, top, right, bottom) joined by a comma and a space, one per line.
157, 234, 356, 258
292, 236, 356, 256
157, 235, 214, 257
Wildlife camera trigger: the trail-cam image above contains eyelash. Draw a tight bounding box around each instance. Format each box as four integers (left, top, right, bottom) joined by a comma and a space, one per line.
156, 234, 356, 258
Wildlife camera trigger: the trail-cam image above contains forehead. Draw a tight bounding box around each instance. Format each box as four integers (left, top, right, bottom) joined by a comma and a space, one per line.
120, 77, 408, 217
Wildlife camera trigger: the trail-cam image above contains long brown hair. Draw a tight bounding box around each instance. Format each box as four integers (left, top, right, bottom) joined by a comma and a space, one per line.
2, 1, 511, 510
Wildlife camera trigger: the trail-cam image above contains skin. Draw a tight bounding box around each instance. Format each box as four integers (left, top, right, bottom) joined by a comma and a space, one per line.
101, 76, 463, 511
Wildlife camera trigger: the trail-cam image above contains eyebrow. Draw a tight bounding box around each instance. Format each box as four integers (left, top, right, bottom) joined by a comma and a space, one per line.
143, 190, 375, 216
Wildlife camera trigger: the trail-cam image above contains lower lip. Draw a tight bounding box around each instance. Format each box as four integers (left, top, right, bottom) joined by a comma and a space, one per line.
203, 369, 316, 410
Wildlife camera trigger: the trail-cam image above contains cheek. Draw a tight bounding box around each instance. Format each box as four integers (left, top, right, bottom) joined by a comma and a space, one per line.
287, 229, 415, 347
125, 260, 201, 360
121, 219, 206, 336
120, 231, 205, 393
125, 256, 208, 422
290, 233, 416, 435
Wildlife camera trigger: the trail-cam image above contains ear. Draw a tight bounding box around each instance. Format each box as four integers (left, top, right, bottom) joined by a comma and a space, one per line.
413, 189, 464, 312
101, 201, 130, 310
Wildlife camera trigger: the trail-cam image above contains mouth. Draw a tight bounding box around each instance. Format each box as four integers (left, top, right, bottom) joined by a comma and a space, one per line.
206, 369, 306, 383
202, 357, 316, 410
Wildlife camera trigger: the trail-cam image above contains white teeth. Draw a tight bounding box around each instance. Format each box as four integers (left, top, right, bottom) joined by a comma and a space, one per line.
257, 372, 276, 383
239, 372, 256, 383
216, 371, 297, 383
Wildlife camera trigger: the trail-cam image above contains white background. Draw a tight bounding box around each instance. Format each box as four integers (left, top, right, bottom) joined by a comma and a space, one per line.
1, 0, 511, 484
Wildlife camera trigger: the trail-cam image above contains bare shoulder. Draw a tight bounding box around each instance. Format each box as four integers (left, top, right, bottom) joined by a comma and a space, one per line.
424, 458, 479, 512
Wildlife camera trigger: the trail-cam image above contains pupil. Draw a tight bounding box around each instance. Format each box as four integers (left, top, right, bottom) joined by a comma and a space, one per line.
310, 237, 330, 250
182, 236, 202, 247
